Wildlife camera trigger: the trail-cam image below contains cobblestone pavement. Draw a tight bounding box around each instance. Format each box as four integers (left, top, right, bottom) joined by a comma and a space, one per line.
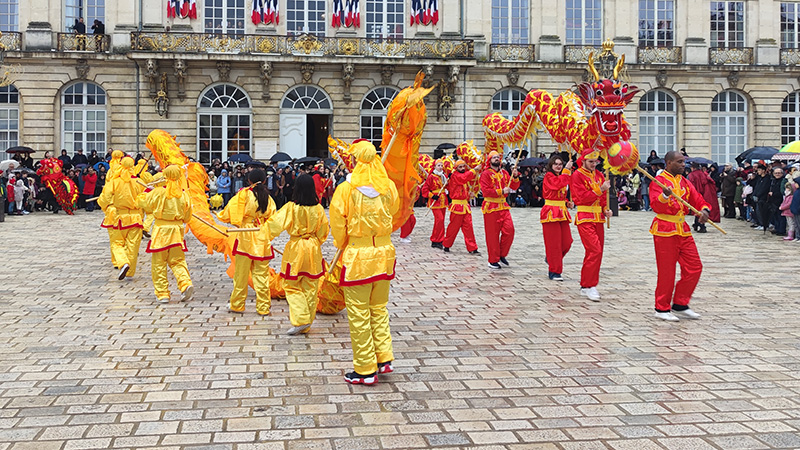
1, 207, 799, 450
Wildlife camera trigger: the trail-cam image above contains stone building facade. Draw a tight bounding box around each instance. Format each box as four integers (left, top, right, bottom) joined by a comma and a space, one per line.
3, 0, 800, 164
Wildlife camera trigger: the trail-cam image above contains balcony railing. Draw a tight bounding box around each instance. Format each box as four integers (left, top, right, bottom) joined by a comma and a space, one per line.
57, 33, 110, 52
0, 31, 22, 51
780, 48, 800, 65
563, 45, 601, 63
489, 44, 536, 62
130, 32, 474, 59
637, 46, 682, 63
709, 47, 753, 65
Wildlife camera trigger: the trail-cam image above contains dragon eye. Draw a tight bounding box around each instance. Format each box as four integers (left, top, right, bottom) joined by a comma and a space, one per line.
614, 89, 621, 95
595, 89, 603, 96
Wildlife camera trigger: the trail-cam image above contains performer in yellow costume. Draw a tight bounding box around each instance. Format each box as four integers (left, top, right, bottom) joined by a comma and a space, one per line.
267, 174, 329, 335
217, 169, 276, 315
98, 157, 145, 280
137, 165, 194, 304
100, 150, 125, 268
330, 140, 399, 385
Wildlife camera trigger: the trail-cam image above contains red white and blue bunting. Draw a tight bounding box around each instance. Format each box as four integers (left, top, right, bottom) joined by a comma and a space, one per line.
167, 0, 197, 19
410, 0, 438, 26
332, 0, 360, 28
251, 0, 280, 25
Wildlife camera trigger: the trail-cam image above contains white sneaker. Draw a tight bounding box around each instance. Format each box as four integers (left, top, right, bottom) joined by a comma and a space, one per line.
158, 297, 170, 304
398, 236, 412, 244
118, 263, 130, 280
672, 308, 701, 320
22, 210, 30, 215
287, 324, 311, 335
654, 311, 680, 322
755, 226, 764, 231
580, 287, 601, 302
181, 285, 194, 302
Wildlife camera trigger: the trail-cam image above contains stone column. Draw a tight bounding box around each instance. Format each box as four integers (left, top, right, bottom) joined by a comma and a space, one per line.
440, 0, 461, 37
536, 0, 563, 62
111, 0, 138, 51
142, 0, 165, 30
684, 0, 709, 64
754, 1, 779, 65
22, 0, 55, 51
611, 0, 638, 63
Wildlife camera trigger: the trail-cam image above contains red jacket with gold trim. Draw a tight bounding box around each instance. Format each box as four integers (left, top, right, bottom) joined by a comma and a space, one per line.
649, 171, 711, 237
571, 167, 607, 224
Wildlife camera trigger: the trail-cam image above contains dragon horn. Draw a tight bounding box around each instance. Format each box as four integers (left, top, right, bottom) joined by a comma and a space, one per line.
613, 54, 626, 80
587, 52, 600, 82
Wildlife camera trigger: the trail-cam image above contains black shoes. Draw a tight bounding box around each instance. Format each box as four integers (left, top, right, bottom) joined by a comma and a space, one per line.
443, 247, 450, 253
378, 361, 394, 374
344, 371, 377, 385
499, 257, 509, 266
488, 262, 501, 270
431, 242, 443, 249
469, 250, 480, 255
118, 264, 130, 280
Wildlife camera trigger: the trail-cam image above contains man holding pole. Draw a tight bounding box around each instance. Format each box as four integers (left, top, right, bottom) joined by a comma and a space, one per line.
480, 151, 519, 269
330, 140, 399, 385
648, 151, 710, 322
442, 159, 480, 254
421, 158, 448, 248
98, 157, 145, 280
571, 153, 611, 301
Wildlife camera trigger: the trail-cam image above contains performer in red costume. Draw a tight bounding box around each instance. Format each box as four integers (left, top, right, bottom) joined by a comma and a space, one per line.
398, 184, 420, 243
649, 151, 710, 322
442, 160, 480, 254
420, 159, 448, 248
480, 151, 519, 269
571, 153, 611, 301
540, 155, 573, 281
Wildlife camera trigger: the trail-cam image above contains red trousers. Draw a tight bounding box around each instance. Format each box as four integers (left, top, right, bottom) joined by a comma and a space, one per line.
542, 221, 572, 274
430, 208, 446, 243
653, 235, 703, 312
577, 222, 604, 288
400, 214, 416, 238
443, 212, 478, 251
483, 209, 514, 263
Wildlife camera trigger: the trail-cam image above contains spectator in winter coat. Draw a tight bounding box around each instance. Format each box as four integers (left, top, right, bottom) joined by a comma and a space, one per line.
82, 167, 98, 211
58, 149, 73, 171
720, 163, 737, 218
71, 149, 88, 166
216, 169, 232, 206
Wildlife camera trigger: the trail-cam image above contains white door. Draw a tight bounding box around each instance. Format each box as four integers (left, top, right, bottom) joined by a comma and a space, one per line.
280, 114, 306, 158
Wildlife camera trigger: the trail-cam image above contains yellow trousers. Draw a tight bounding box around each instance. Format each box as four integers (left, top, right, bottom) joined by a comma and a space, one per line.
231, 255, 271, 314
110, 227, 143, 277
143, 213, 155, 234
342, 280, 393, 375
108, 228, 118, 267
151, 246, 192, 300
284, 276, 318, 327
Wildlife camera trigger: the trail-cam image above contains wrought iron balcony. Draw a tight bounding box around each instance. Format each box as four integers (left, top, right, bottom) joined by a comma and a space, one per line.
709, 47, 753, 65
780, 48, 800, 65
637, 46, 682, 64
57, 33, 110, 52
563, 45, 604, 63
130, 32, 474, 59
489, 44, 536, 62
0, 32, 22, 52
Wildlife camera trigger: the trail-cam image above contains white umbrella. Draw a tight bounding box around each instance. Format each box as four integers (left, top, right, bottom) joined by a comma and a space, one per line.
0, 159, 19, 175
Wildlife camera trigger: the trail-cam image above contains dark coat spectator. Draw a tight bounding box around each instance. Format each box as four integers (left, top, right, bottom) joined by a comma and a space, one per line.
58, 150, 72, 170
71, 149, 88, 166
74, 18, 86, 34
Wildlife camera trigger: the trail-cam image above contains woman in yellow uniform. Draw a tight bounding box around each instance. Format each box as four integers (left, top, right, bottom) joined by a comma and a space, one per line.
330, 140, 399, 385
267, 174, 329, 335
137, 165, 194, 303
97, 157, 145, 280
217, 169, 276, 315
100, 150, 125, 268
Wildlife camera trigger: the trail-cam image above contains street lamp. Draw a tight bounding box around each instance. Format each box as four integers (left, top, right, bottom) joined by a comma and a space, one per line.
155, 90, 169, 117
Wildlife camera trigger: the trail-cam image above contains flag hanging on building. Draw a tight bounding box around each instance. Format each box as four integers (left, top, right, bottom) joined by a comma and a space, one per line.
187, 0, 197, 19
332, 0, 344, 28
263, 0, 279, 25
410, 0, 424, 25
167, 0, 177, 18
251, 0, 263, 24
423, 0, 438, 25
344, 0, 360, 28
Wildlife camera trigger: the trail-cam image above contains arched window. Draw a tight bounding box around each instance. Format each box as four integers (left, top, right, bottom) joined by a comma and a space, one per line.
360, 86, 399, 149
197, 84, 252, 164
711, 90, 747, 163
61, 82, 106, 155
782, 92, 800, 146
638, 90, 677, 160
491, 88, 527, 119
281, 85, 332, 110
0, 85, 19, 159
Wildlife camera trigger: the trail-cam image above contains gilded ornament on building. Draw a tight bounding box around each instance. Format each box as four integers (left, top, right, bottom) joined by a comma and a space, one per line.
75, 59, 89, 79
216, 61, 231, 82
370, 40, 407, 58
173, 59, 186, 100
381, 65, 394, 85
507, 68, 519, 86
422, 64, 434, 88
338, 39, 359, 56
155, 73, 170, 118
301, 63, 315, 84
145, 59, 159, 99
437, 79, 453, 122
260, 61, 273, 100
293, 34, 323, 55
254, 36, 278, 54
342, 63, 355, 103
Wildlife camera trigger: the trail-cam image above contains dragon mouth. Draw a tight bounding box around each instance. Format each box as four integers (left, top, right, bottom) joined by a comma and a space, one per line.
595, 106, 624, 136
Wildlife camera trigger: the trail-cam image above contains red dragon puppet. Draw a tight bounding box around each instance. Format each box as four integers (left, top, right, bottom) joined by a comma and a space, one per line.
36, 157, 79, 214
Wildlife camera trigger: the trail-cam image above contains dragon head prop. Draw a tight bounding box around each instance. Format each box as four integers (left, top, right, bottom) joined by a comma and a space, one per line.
576, 53, 640, 139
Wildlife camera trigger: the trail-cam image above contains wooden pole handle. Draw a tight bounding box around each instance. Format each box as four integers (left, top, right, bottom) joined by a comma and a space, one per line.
605, 168, 611, 229
635, 166, 727, 235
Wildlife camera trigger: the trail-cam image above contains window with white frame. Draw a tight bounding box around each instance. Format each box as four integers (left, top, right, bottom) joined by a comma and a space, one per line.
638, 90, 676, 160
366, 0, 404, 40
638, 0, 674, 47
566, 0, 602, 46
491, 0, 529, 44
61, 82, 107, 155
286, 0, 326, 37
781, 3, 800, 48
204, 0, 246, 35
491, 88, 527, 119
781, 92, 800, 146
64, 0, 104, 32
0, 0, 19, 32
198, 84, 252, 164
710, 1, 744, 48
360, 87, 399, 149
0, 85, 18, 159
711, 90, 747, 164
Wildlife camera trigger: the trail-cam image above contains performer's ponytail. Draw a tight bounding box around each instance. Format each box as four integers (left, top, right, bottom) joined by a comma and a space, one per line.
247, 169, 271, 213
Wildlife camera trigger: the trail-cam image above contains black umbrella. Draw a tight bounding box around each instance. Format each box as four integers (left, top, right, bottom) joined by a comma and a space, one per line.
686, 157, 715, 166
435, 143, 457, 150
245, 160, 267, 170
74, 163, 88, 169
519, 157, 546, 167
324, 158, 337, 167
649, 158, 665, 166
735, 146, 778, 165
5, 146, 35, 154
228, 153, 252, 163
295, 156, 320, 165
270, 152, 292, 162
